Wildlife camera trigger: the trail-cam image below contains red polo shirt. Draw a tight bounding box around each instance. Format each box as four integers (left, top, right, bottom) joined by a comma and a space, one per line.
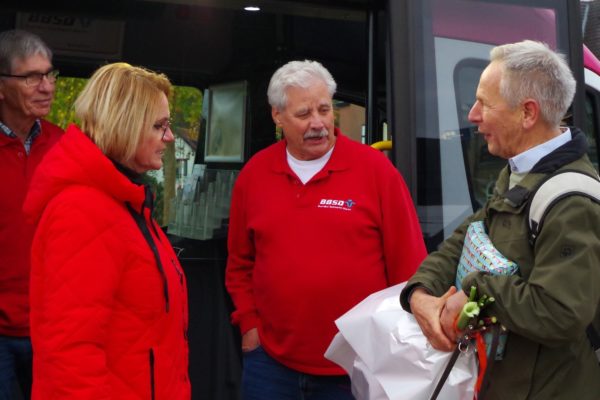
0, 119, 63, 336
226, 130, 427, 374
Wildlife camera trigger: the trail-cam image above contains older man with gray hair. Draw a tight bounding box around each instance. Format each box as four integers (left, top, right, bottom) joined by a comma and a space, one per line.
226, 60, 427, 399
401, 40, 600, 399
0, 29, 62, 399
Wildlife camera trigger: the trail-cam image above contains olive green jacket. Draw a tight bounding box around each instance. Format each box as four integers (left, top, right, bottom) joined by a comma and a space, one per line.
401, 129, 600, 399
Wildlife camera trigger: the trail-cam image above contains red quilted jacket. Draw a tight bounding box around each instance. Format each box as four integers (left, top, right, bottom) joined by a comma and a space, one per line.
23, 125, 190, 400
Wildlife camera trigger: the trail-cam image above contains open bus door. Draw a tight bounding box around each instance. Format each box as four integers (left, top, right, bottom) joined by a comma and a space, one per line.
0, 3, 376, 400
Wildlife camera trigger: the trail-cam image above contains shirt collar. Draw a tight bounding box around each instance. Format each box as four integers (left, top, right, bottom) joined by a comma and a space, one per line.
508, 128, 572, 173
0, 119, 42, 140
0, 119, 42, 154
273, 127, 349, 174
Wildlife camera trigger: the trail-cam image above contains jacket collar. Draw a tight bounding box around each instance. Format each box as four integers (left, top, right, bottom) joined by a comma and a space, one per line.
111, 159, 145, 186
500, 127, 588, 207
529, 127, 588, 174
24, 124, 147, 223
111, 160, 155, 214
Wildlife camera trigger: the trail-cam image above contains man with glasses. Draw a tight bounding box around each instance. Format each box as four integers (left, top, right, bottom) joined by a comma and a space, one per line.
0, 29, 62, 400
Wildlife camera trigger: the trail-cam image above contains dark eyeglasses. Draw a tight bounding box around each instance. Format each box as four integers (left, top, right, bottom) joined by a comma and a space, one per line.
0, 69, 59, 86
153, 118, 172, 140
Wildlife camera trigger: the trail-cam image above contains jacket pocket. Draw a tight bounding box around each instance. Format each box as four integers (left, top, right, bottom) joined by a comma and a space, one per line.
149, 348, 156, 400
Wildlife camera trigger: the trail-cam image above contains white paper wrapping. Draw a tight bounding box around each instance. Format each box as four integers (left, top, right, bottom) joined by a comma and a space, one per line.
325, 283, 477, 400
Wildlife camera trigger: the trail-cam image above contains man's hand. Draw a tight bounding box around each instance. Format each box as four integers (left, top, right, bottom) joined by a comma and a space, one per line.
440, 290, 469, 342
409, 287, 458, 352
241, 327, 260, 352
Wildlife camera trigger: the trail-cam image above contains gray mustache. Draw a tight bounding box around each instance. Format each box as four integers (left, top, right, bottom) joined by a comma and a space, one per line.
303, 129, 328, 139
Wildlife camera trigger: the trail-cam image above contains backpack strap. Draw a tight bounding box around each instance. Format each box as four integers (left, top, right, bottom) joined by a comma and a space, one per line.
528, 170, 600, 244
527, 170, 600, 359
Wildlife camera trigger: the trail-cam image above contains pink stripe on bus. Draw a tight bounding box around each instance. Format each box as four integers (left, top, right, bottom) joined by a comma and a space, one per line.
584, 45, 600, 76
432, 2, 557, 47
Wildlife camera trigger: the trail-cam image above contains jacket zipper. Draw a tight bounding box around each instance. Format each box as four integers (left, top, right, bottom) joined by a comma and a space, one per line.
125, 202, 170, 312
149, 348, 156, 400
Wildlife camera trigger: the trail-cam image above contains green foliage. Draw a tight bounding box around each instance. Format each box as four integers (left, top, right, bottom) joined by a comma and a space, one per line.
170, 86, 203, 141
47, 77, 203, 134
46, 76, 87, 128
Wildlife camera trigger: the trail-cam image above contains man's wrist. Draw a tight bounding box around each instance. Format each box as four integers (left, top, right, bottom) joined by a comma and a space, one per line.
408, 286, 432, 308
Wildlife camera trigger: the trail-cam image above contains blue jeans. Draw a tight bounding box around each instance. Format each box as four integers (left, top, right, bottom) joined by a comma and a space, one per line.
242, 346, 354, 400
0, 336, 32, 400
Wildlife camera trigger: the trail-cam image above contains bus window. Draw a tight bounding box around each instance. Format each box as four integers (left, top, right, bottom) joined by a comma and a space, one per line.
407, 0, 571, 250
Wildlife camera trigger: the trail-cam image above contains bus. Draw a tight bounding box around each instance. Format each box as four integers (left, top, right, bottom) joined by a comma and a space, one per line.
2, 0, 599, 398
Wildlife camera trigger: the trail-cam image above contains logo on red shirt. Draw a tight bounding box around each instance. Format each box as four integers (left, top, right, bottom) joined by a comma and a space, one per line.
318, 199, 355, 211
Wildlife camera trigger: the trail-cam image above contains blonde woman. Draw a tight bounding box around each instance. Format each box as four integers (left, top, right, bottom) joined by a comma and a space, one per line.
24, 63, 190, 399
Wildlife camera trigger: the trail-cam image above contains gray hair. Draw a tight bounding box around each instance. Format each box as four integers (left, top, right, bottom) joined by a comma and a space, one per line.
490, 40, 575, 126
0, 29, 53, 74
267, 60, 337, 110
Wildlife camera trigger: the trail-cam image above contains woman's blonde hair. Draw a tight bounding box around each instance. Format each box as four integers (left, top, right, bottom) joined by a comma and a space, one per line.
74, 62, 172, 163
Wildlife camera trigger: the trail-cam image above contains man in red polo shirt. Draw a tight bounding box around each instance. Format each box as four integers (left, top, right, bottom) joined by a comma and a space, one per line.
0, 29, 63, 399
226, 60, 427, 399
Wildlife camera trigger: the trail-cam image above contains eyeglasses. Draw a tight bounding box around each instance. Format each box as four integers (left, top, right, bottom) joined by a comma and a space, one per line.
0, 69, 59, 86
153, 118, 172, 140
